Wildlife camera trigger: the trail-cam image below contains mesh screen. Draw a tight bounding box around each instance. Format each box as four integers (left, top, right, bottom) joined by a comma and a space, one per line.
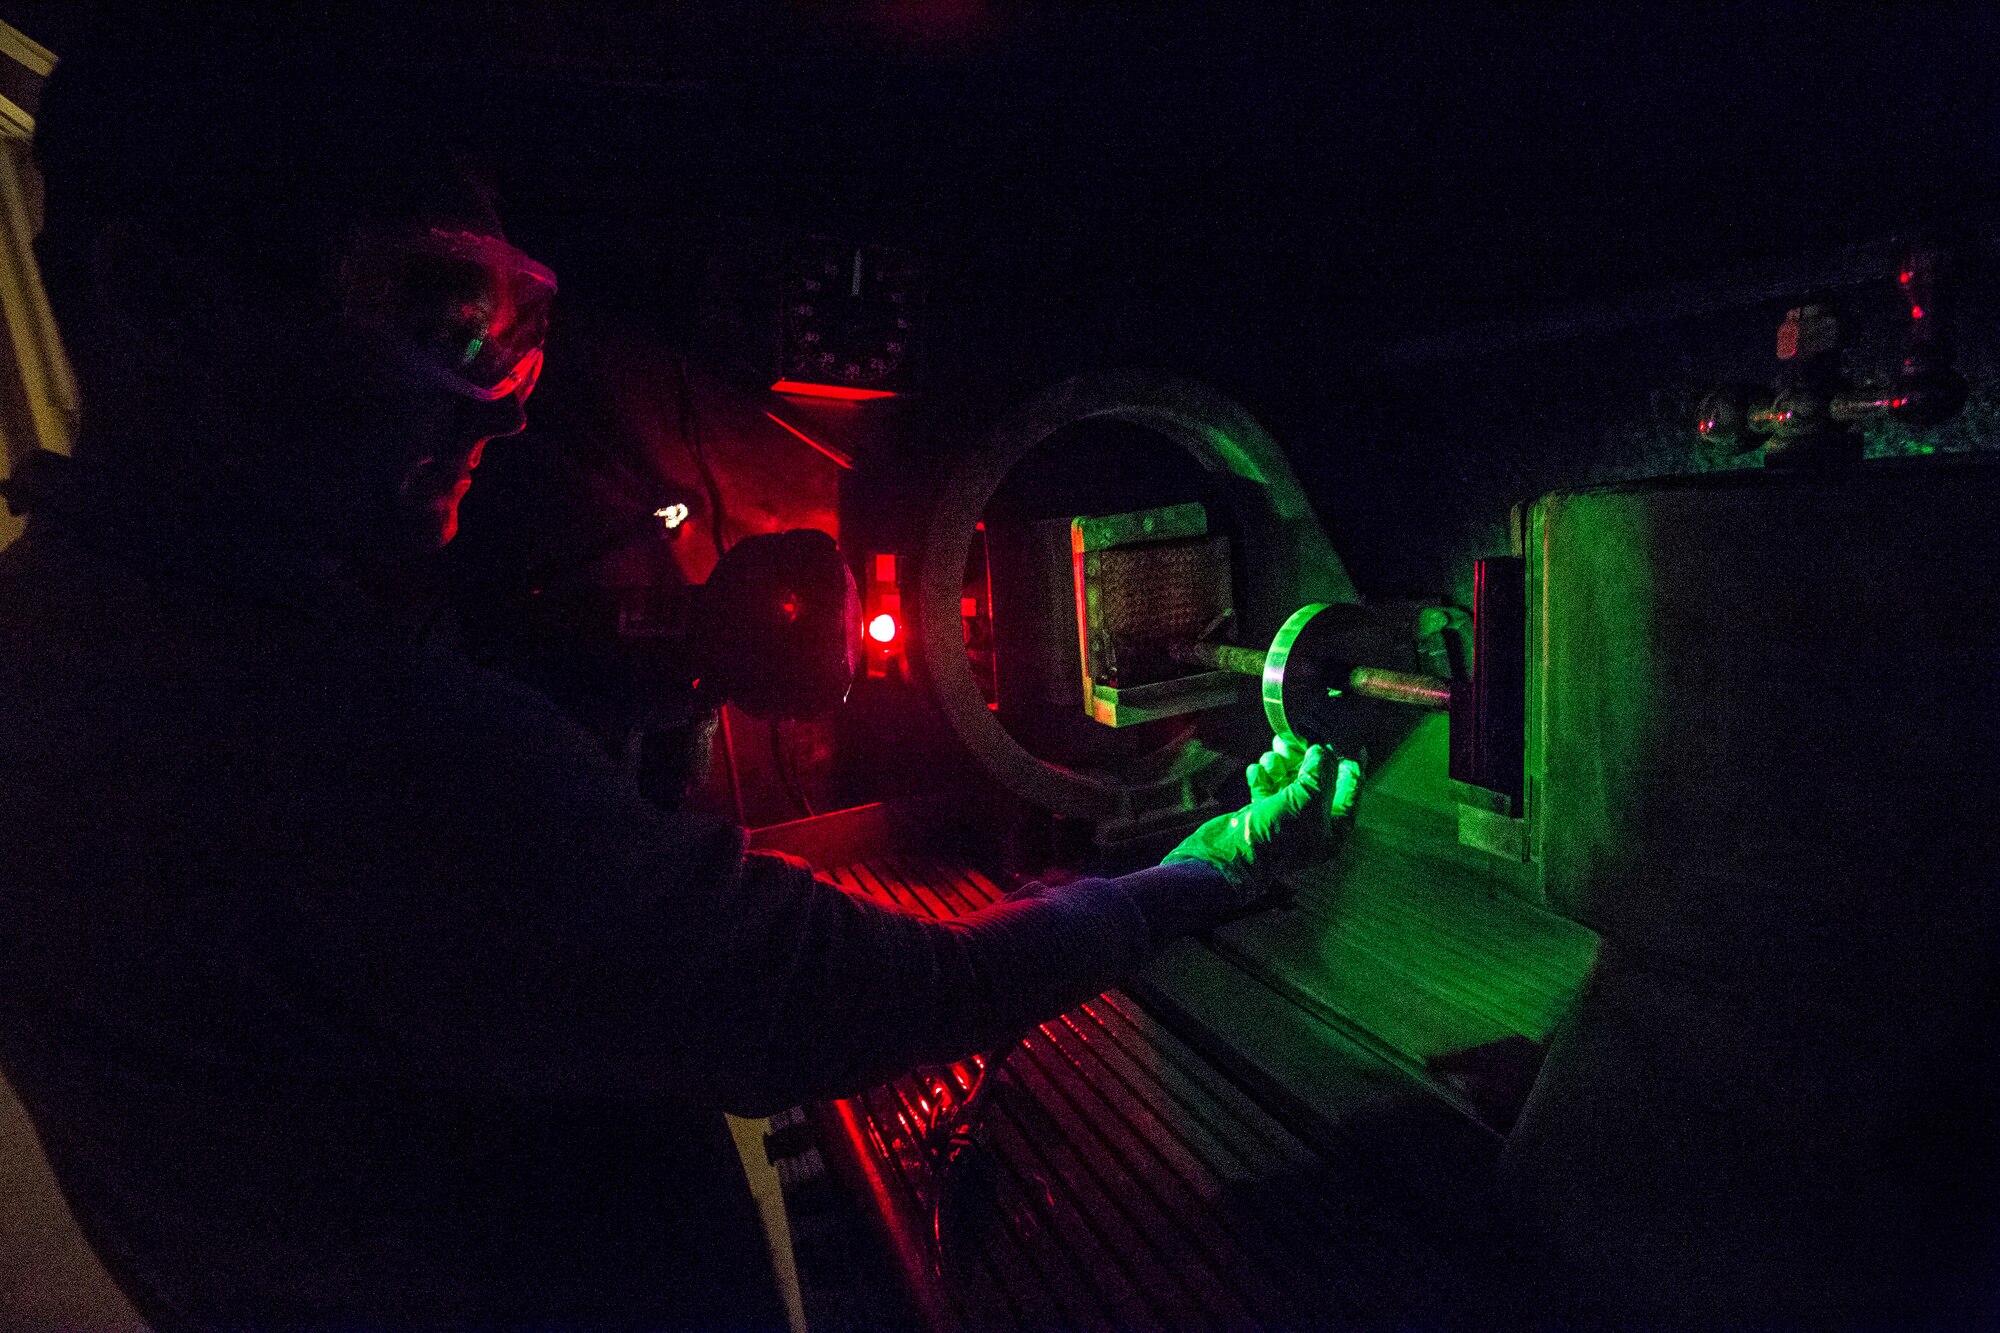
1083, 533, 1232, 686
1092, 535, 1232, 640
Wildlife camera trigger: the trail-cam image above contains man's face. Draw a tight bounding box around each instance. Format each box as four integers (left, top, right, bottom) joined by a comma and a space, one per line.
324, 222, 551, 555
334, 311, 530, 553
175, 202, 550, 562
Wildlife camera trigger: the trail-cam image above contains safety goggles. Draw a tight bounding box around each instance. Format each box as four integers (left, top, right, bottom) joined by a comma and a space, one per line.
339, 228, 557, 402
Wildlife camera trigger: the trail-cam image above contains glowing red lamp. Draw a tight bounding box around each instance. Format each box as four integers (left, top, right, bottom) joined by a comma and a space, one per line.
864, 553, 906, 679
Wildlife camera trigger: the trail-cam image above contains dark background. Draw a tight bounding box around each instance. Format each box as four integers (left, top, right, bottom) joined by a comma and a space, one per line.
13, 0, 2000, 596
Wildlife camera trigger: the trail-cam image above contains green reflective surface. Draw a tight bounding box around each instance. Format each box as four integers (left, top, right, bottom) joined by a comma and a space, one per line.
1146, 714, 1600, 1134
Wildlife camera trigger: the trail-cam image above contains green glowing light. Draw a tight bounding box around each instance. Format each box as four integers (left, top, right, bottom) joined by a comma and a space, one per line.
1262, 602, 1329, 745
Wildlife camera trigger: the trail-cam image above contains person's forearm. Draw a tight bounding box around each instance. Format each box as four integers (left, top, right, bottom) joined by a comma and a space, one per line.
704, 856, 1236, 1114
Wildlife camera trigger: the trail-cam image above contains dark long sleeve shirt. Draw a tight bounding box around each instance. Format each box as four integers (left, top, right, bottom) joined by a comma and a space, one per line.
0, 517, 1230, 1330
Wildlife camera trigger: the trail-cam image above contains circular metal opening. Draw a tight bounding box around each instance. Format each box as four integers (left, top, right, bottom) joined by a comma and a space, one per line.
920, 372, 1354, 821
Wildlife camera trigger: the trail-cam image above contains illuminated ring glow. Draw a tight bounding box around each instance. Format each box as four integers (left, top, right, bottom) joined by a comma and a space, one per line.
1262, 603, 1329, 747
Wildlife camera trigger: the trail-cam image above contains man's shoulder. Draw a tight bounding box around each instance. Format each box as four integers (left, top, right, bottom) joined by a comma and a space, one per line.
0, 523, 712, 893
0, 526, 144, 674
0, 524, 99, 604
0, 526, 309, 690
0, 525, 588, 774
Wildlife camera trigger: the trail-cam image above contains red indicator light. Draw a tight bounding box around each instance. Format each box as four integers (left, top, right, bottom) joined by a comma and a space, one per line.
1900, 270, 1914, 285
1911, 305, 1925, 320
770, 379, 898, 402
869, 613, 899, 643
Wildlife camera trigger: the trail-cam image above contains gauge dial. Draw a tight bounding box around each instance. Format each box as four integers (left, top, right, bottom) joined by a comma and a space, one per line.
777, 237, 918, 393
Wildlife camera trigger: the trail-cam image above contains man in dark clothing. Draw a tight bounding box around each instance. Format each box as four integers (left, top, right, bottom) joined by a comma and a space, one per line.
0, 15, 1355, 1329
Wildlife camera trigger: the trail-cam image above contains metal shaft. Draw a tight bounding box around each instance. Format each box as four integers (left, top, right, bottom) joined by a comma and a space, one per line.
1169, 640, 1270, 677
1168, 640, 1452, 709
1347, 667, 1452, 709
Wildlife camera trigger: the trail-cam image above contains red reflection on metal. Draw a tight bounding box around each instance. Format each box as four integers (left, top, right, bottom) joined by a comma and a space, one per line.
770, 379, 897, 402
827, 1096, 950, 1327
963, 520, 1000, 712
764, 411, 856, 469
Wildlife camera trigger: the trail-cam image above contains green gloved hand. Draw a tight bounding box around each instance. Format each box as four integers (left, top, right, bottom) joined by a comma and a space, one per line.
1163, 737, 1363, 901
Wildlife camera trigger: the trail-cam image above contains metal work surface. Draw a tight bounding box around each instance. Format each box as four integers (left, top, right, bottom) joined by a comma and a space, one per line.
812, 854, 1539, 1331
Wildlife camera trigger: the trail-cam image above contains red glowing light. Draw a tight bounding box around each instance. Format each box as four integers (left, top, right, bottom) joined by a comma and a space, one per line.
770, 379, 898, 402
1900, 270, 1914, 286
869, 613, 899, 643
764, 411, 856, 469
1911, 305, 1925, 320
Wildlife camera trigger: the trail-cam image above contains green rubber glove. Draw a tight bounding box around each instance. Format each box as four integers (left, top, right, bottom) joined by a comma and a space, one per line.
1163, 738, 1363, 900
